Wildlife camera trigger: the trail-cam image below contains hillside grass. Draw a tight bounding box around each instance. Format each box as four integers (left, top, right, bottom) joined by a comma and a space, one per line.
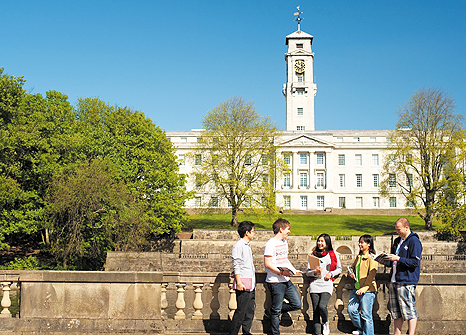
184, 213, 436, 236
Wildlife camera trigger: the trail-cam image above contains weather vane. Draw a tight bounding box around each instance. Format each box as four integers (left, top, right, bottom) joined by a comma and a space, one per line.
294, 6, 303, 31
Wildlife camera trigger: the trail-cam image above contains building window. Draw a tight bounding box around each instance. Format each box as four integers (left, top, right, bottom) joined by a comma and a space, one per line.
406, 199, 414, 208
356, 197, 363, 208
355, 154, 362, 166
283, 173, 291, 187
284, 153, 291, 165
389, 174, 397, 187
194, 154, 202, 165
297, 108, 303, 115
261, 155, 268, 165
300, 153, 308, 165
297, 75, 303, 82
356, 174, 362, 188
197, 137, 202, 142
390, 197, 397, 208
299, 172, 308, 188
297, 126, 305, 131
316, 153, 324, 165
336, 137, 343, 142
284, 196, 291, 209
210, 197, 219, 207
296, 43, 303, 48
317, 196, 324, 209
373, 197, 380, 208
407, 173, 413, 187
297, 89, 304, 95
178, 154, 185, 166
300, 196, 308, 209
370, 137, 376, 142
373, 174, 379, 187
316, 172, 324, 188
372, 154, 379, 166
339, 174, 345, 187
195, 196, 201, 207
181, 137, 187, 142
262, 174, 269, 186
389, 154, 396, 166
338, 154, 345, 166
339, 197, 346, 208
353, 137, 360, 142
245, 155, 252, 165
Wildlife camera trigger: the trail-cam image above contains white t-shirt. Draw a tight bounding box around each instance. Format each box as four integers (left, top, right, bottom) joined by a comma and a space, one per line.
264, 237, 293, 283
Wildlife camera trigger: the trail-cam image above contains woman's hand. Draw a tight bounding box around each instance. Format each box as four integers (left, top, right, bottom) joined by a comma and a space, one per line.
348, 272, 355, 280
324, 272, 332, 280
355, 289, 364, 295
313, 266, 322, 276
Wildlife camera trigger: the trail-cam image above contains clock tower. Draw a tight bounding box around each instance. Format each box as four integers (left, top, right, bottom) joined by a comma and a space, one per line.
283, 29, 317, 131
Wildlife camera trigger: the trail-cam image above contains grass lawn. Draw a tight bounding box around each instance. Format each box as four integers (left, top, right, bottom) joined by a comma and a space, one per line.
184, 213, 437, 236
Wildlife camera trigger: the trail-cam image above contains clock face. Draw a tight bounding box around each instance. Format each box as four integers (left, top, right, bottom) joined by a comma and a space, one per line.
294, 60, 305, 73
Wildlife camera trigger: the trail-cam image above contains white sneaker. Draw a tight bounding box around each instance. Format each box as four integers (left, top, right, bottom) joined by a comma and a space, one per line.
352, 330, 362, 335
323, 321, 330, 335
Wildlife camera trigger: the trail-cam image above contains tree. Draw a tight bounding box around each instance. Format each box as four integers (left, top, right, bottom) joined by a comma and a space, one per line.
193, 96, 280, 226
380, 88, 465, 230
46, 158, 150, 269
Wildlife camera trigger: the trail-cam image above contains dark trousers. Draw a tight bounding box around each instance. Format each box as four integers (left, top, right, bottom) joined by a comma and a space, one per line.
229, 289, 255, 335
310, 292, 331, 335
268, 281, 302, 335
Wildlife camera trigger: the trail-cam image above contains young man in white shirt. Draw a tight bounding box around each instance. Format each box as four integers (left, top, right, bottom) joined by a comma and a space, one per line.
264, 218, 302, 335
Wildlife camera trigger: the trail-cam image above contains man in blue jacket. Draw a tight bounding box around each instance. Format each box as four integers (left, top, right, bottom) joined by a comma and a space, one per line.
385, 217, 423, 335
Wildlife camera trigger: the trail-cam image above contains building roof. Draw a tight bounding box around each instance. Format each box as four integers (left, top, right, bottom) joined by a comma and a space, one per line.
285, 30, 313, 44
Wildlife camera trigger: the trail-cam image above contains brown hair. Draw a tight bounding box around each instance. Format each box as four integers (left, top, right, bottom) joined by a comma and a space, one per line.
272, 218, 290, 234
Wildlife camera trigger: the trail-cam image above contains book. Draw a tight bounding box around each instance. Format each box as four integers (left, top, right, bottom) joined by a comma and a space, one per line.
277, 266, 296, 275
372, 252, 388, 264
308, 254, 321, 270
233, 277, 253, 290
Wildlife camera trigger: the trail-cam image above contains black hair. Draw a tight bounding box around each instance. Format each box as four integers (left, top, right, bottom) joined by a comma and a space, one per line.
315, 233, 333, 251
272, 218, 290, 234
359, 234, 376, 254
237, 221, 255, 238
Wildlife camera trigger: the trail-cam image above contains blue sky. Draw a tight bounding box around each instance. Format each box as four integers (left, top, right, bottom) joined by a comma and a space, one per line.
2, 1, 465, 131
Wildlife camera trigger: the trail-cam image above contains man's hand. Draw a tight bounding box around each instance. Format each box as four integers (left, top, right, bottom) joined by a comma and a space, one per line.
236, 282, 246, 291
385, 254, 400, 262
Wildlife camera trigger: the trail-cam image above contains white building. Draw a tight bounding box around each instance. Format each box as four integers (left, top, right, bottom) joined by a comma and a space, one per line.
167, 27, 406, 212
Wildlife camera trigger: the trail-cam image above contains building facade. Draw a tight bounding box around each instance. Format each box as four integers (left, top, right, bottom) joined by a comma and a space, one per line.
166, 27, 405, 211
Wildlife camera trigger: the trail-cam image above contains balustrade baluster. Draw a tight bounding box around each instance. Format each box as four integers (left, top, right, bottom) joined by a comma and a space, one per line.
192, 284, 204, 320
209, 283, 220, 320
0, 282, 12, 318
160, 283, 168, 320
174, 283, 187, 320
228, 283, 237, 320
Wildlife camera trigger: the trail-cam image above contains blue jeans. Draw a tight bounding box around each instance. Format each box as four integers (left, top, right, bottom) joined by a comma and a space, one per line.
267, 281, 302, 335
347, 290, 376, 335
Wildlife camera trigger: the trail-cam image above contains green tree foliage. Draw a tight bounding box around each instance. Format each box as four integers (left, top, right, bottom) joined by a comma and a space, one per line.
380, 88, 465, 230
46, 158, 150, 269
0, 69, 190, 268
193, 96, 280, 226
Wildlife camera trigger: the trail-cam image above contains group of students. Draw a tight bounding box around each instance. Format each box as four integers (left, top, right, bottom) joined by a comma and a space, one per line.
230, 217, 423, 335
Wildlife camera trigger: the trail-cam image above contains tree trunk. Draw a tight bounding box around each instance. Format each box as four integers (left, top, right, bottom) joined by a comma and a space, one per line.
424, 212, 433, 230
230, 207, 238, 226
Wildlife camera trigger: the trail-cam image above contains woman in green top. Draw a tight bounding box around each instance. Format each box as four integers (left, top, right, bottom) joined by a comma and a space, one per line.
347, 235, 378, 335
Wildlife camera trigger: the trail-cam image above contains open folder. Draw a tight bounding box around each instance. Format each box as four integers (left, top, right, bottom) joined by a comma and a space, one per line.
308, 253, 321, 270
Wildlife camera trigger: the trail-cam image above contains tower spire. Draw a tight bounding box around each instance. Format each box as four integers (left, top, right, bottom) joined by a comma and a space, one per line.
294, 6, 303, 31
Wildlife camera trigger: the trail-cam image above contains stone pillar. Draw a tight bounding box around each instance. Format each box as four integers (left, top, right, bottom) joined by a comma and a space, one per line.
209, 283, 220, 320
228, 283, 237, 320
174, 283, 186, 320
0, 282, 12, 318
160, 283, 168, 320
192, 284, 204, 320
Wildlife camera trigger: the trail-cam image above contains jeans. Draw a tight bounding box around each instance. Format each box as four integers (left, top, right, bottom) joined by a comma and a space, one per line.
229, 289, 255, 335
347, 289, 376, 335
310, 292, 331, 335
267, 281, 302, 335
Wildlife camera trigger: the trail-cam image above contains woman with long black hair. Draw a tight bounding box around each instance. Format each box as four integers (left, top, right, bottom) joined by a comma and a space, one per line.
306, 233, 342, 335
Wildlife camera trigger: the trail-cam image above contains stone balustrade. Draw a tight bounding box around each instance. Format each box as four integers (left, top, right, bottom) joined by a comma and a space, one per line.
0, 270, 466, 334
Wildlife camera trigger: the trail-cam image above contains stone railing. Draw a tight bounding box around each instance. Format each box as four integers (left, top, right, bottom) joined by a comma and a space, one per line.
0, 271, 466, 334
